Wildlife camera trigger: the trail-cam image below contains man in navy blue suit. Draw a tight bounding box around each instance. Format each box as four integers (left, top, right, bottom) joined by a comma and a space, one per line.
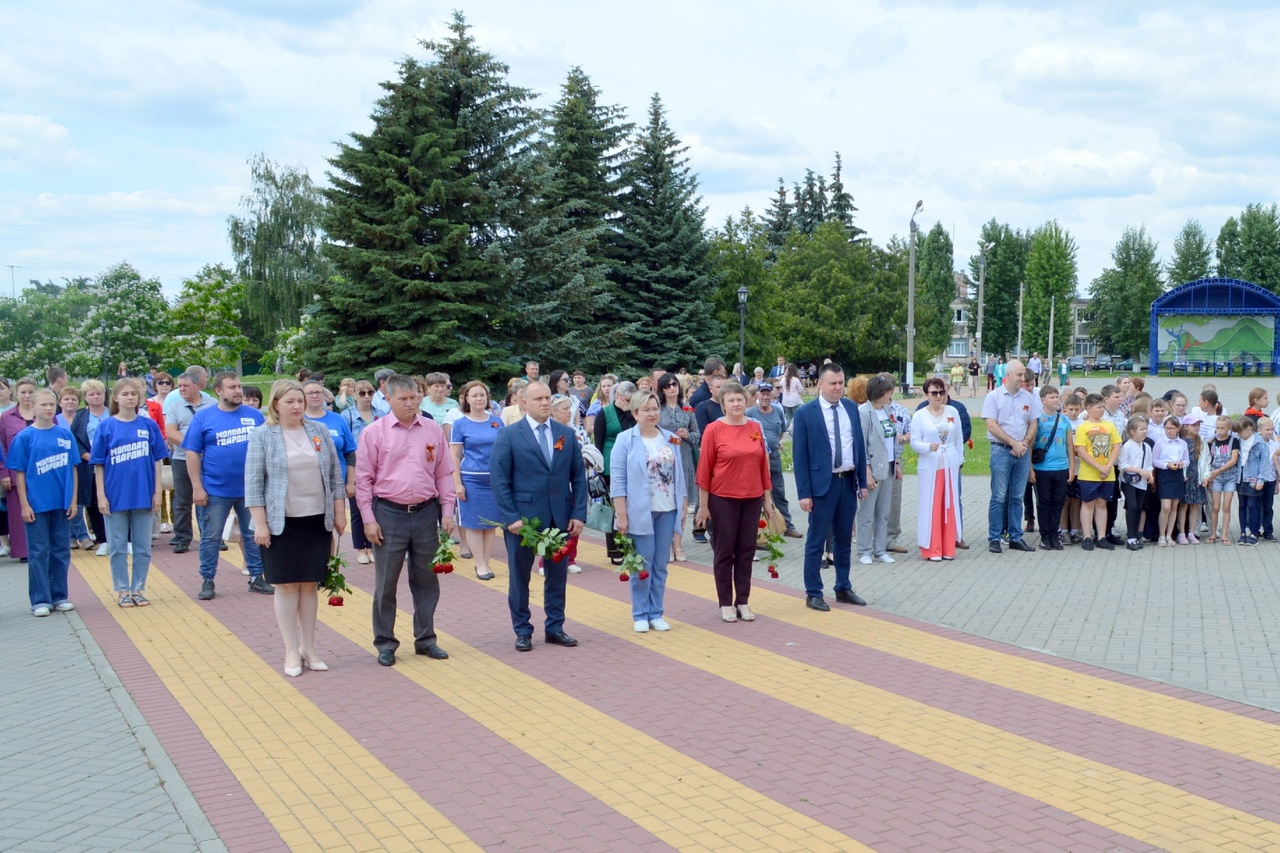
792, 362, 869, 611
490, 380, 588, 651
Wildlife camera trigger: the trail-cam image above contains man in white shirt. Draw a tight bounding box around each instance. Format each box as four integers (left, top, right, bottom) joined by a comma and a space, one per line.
981, 360, 1038, 553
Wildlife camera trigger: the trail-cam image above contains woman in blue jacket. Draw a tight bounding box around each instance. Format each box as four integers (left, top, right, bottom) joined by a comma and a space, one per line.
610, 388, 687, 634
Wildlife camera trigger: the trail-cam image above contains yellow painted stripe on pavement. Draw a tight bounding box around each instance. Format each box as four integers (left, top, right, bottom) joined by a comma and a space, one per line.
73, 553, 479, 853
306, 575, 863, 853
525, 552, 1280, 853
577, 539, 1280, 769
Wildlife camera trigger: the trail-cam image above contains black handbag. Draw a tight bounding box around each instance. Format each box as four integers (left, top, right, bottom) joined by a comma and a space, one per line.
1031, 415, 1060, 465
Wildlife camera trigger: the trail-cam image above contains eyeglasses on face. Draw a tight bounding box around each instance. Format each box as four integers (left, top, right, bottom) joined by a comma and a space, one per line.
156, 381, 172, 386
357, 391, 373, 397
304, 391, 326, 397
928, 390, 946, 396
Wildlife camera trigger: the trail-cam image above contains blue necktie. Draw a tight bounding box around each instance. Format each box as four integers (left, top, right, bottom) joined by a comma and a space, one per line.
831, 403, 843, 469
537, 423, 551, 464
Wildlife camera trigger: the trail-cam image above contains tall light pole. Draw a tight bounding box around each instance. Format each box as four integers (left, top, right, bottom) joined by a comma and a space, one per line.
975, 242, 991, 358
1016, 280, 1025, 357
5, 265, 18, 300
736, 285, 748, 381
906, 200, 923, 393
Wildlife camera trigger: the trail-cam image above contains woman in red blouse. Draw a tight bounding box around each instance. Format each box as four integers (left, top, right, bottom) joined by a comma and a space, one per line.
695, 381, 775, 623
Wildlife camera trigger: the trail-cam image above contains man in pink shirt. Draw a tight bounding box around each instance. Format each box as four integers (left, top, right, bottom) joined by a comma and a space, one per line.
356, 374, 457, 667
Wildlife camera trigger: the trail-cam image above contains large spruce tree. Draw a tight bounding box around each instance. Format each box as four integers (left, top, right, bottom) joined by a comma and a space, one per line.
505, 67, 637, 373
613, 95, 722, 371
308, 13, 537, 380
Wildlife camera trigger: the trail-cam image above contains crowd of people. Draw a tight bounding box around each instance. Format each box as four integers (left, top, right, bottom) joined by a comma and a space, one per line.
4, 353, 1271, 677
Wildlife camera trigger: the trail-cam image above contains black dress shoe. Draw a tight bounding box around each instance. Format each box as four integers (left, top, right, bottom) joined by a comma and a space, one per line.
1105, 534, 1124, 546
173, 544, 190, 554
377, 649, 395, 667
988, 539, 1002, 554
1007, 539, 1035, 552
1051, 537, 1064, 551
805, 595, 830, 611
835, 589, 866, 606
515, 635, 533, 652
416, 645, 449, 660
545, 631, 578, 647
1039, 538, 1054, 551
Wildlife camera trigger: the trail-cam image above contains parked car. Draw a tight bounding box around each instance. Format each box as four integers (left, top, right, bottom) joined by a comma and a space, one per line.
1067, 356, 1087, 372
1093, 354, 1114, 370
1115, 358, 1134, 371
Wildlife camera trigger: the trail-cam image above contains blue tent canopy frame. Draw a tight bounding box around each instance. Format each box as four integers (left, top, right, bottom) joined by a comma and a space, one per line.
1148, 277, 1280, 375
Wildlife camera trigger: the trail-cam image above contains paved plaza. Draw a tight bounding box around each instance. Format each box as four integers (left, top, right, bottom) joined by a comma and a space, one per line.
4, 372, 1280, 851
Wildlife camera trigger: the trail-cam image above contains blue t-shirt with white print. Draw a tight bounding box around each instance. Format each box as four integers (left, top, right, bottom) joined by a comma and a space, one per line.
7, 425, 77, 513
181, 405, 265, 498
90, 416, 169, 511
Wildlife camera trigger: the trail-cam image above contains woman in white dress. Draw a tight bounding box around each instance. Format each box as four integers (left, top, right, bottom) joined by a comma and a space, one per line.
910, 376, 965, 561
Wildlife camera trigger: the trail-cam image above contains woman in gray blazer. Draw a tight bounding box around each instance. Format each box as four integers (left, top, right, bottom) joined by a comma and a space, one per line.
246, 380, 346, 678
857, 374, 897, 565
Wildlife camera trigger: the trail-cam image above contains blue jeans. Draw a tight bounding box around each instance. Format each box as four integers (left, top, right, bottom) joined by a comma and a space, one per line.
68, 506, 89, 541
629, 509, 677, 621
106, 509, 153, 591
198, 495, 262, 579
27, 510, 71, 609
988, 445, 1030, 543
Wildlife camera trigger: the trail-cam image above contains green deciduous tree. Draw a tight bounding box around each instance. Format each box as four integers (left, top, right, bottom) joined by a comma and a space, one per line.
709, 208, 777, 366
1022, 220, 1078, 360
613, 94, 722, 371
1088, 225, 1162, 358
228, 153, 332, 355
1216, 216, 1242, 278
966, 220, 1030, 358
1237, 203, 1280, 291
163, 264, 249, 371
916, 222, 956, 362
1167, 218, 1213, 286
75, 262, 169, 380
307, 12, 537, 381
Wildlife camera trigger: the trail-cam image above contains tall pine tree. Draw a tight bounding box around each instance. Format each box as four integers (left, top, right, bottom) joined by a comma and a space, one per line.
826, 152, 863, 238
613, 94, 722, 371
762, 179, 794, 251
506, 67, 635, 372
308, 13, 538, 380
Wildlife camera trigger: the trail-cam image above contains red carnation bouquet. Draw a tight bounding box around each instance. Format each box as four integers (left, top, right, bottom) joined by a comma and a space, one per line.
323, 553, 352, 606
432, 529, 456, 574
760, 516, 785, 579
484, 516, 570, 561
614, 533, 648, 582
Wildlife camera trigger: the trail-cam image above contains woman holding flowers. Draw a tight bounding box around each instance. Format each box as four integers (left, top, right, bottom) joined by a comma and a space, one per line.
695, 381, 774, 623
245, 380, 346, 678
611, 388, 687, 633
910, 376, 965, 561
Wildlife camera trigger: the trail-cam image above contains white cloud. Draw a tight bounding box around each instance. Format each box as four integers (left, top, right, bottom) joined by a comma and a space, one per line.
0, 114, 74, 171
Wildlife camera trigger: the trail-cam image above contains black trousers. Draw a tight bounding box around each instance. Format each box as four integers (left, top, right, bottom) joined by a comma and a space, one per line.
1121, 482, 1145, 541
1034, 469, 1068, 542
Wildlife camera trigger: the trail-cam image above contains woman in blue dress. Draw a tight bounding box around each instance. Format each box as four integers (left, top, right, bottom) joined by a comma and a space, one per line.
449, 381, 503, 580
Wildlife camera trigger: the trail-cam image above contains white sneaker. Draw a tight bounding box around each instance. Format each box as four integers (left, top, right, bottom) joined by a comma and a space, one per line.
32, 605, 50, 617
649, 618, 671, 631
54, 602, 75, 612
241, 568, 250, 575
160, 522, 173, 533
95, 543, 109, 556
858, 555, 873, 565
633, 620, 650, 633
567, 563, 582, 574
537, 566, 544, 576
875, 553, 896, 564
0, 544, 9, 557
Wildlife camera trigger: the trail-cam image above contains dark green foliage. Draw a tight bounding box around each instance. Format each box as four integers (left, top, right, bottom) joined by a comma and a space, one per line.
1088, 226, 1162, 358
1167, 218, 1213, 286
1023, 221, 1078, 360
1217, 217, 1242, 279
1237, 203, 1280, 291
915, 222, 956, 360
762, 179, 794, 251
308, 13, 537, 381
966, 220, 1031, 358
612, 94, 722, 372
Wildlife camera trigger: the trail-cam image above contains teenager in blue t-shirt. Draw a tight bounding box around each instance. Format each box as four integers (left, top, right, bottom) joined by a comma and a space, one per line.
91, 378, 169, 607
181, 372, 269, 600
1029, 385, 1076, 551
8, 389, 79, 615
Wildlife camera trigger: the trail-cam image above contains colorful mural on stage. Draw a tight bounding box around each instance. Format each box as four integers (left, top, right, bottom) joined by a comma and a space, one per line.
1158, 315, 1275, 361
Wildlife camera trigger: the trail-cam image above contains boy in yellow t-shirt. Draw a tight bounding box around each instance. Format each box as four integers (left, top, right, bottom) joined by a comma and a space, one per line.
1074, 393, 1121, 551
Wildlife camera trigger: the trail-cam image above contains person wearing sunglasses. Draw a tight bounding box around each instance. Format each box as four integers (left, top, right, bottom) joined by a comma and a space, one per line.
911, 377, 966, 561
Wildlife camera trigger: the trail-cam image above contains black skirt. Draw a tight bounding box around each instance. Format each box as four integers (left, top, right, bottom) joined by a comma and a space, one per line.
1154, 467, 1185, 501
261, 513, 331, 585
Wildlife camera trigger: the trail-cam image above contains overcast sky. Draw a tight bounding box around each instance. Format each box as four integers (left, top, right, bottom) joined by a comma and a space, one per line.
3, 0, 1277, 298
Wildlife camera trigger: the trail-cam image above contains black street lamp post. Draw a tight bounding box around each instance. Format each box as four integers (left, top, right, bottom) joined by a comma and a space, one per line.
737, 286, 748, 381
